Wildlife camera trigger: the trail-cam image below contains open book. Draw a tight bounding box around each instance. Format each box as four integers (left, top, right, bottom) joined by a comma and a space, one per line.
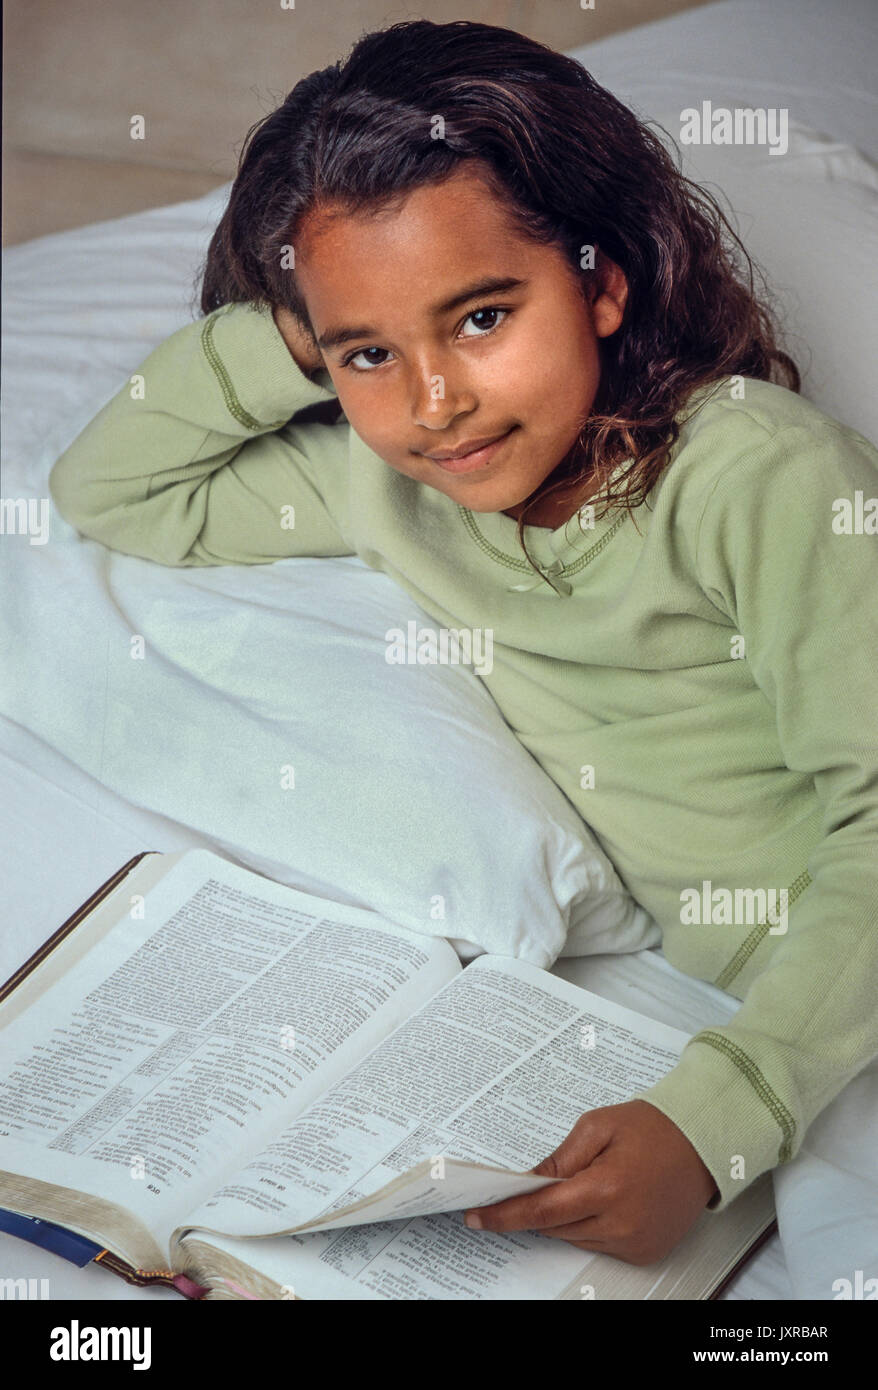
0, 849, 776, 1300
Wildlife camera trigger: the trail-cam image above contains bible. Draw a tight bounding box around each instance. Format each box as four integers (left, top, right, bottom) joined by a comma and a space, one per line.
0, 848, 776, 1299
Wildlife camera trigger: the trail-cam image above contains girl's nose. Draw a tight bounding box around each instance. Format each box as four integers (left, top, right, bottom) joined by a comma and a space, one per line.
410, 366, 477, 429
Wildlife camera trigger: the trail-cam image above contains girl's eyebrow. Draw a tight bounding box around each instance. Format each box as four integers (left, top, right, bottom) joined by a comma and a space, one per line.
315, 276, 529, 352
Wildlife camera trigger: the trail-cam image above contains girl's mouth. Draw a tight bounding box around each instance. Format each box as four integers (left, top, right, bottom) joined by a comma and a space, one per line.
422, 427, 516, 473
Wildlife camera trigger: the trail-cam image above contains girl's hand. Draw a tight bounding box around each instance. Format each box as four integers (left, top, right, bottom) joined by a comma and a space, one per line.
463, 1100, 719, 1266
272, 304, 326, 377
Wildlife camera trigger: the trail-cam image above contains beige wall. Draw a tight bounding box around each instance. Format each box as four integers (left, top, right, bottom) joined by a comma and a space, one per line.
3, 0, 709, 245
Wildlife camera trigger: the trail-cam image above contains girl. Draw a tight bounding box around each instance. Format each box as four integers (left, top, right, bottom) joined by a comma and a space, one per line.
49, 20, 878, 1271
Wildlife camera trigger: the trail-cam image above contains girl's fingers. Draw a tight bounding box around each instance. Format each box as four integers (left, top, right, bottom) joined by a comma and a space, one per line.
464, 1168, 607, 1233
462, 1106, 630, 1232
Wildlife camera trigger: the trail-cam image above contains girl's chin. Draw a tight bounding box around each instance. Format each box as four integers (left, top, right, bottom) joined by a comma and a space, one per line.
439, 477, 541, 513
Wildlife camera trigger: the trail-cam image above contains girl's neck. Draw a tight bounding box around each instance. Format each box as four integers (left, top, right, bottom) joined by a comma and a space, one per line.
503, 474, 598, 529
502, 498, 570, 529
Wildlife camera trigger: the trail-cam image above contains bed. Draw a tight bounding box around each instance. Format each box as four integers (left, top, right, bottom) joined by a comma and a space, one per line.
2, 0, 877, 1300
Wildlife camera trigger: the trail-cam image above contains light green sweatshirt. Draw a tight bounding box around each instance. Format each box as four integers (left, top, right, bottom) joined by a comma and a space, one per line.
49, 299, 878, 1213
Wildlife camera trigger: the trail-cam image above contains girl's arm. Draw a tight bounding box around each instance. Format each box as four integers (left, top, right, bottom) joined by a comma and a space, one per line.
626, 416, 878, 1211
48, 301, 353, 566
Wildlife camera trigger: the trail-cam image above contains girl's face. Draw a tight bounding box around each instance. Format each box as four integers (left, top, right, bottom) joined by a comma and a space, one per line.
295, 165, 628, 521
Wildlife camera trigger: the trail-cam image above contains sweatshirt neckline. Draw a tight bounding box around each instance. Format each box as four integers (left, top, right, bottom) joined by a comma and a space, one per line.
456, 466, 631, 594
454, 380, 732, 593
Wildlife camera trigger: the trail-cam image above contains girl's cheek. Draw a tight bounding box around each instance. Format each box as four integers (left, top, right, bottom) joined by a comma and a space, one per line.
334, 390, 400, 456
331, 379, 378, 425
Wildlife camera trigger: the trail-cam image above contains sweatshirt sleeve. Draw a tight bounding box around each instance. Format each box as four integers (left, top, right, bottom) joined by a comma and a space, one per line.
48, 300, 354, 566
628, 416, 878, 1212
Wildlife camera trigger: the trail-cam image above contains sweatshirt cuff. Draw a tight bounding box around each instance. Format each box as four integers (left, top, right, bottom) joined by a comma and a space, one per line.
206, 300, 337, 427
628, 1030, 794, 1212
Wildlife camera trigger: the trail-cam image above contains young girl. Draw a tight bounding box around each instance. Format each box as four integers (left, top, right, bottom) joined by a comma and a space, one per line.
49, 20, 878, 1271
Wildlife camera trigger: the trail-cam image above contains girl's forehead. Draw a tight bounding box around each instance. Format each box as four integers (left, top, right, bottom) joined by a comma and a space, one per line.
297, 166, 528, 265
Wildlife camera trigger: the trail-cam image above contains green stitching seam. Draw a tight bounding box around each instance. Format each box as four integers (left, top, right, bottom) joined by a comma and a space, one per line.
457, 503, 628, 575
201, 305, 288, 432
714, 868, 813, 992
692, 1030, 797, 1162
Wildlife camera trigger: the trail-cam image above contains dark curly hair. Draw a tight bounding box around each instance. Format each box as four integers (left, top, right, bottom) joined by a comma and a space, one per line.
195, 18, 800, 585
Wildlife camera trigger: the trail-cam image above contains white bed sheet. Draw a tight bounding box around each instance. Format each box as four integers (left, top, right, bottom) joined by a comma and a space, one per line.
2, 0, 877, 1301
568, 0, 878, 165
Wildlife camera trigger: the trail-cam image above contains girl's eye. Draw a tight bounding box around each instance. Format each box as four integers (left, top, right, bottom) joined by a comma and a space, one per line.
459, 306, 508, 338
343, 346, 393, 371
341, 305, 509, 371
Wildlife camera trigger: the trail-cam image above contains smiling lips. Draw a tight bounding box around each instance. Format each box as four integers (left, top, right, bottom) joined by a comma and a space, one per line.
421, 427, 515, 473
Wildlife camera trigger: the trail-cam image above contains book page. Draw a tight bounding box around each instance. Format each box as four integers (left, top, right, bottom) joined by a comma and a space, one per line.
182, 1172, 777, 1301
0, 849, 459, 1256
177, 955, 691, 1296
183, 1213, 594, 1300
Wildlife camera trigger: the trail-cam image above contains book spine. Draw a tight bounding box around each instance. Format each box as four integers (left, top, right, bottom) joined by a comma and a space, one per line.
0, 852, 152, 1005
94, 1251, 208, 1299
709, 1218, 779, 1299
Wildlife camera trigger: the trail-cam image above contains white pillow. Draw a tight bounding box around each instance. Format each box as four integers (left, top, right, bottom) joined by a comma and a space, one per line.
649, 112, 878, 444
0, 528, 656, 966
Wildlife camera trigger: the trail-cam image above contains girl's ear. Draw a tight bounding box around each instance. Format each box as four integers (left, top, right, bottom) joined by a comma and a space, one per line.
590, 251, 629, 339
